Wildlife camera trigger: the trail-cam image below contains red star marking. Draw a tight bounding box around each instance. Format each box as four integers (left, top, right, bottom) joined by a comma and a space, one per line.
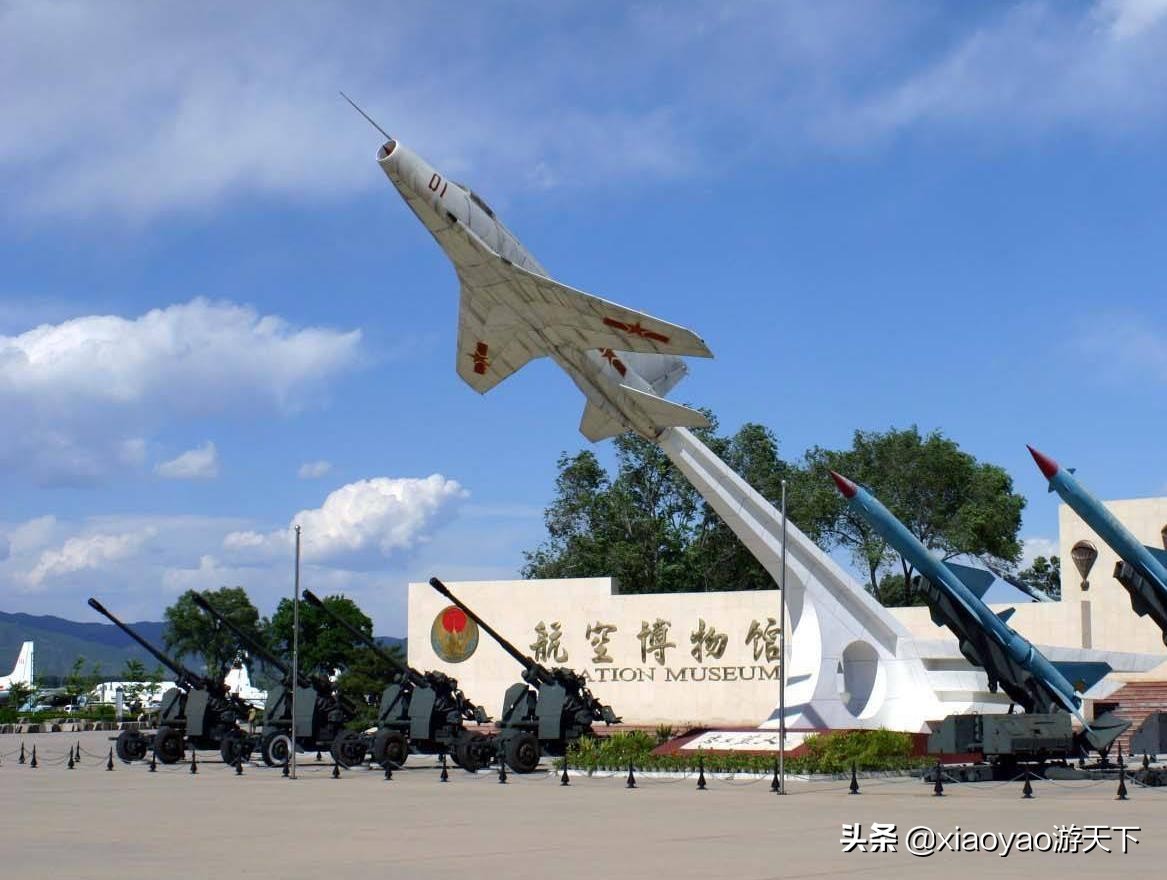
602, 316, 670, 344
469, 341, 490, 375
599, 348, 627, 376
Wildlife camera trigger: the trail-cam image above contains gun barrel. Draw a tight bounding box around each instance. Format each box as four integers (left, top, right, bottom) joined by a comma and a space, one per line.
87, 597, 204, 689
302, 590, 422, 687
190, 593, 293, 681
428, 577, 547, 681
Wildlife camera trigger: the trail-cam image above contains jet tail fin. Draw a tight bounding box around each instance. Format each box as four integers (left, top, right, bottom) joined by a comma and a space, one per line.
1052, 660, 1111, 694
5, 641, 33, 685
616, 384, 710, 434
580, 403, 626, 442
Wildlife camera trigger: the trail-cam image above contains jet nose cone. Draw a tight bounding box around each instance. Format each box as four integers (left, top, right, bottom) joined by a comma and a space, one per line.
1027, 445, 1060, 479
829, 470, 858, 499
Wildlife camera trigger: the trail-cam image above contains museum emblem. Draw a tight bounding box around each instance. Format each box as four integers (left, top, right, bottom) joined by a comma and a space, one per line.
431, 605, 479, 663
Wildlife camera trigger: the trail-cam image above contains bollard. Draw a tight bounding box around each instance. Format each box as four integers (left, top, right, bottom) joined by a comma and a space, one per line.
1021, 773, 1034, 799
316, 750, 322, 762
770, 757, 780, 793
282, 758, 290, 778
1144, 753, 1151, 770
626, 763, 637, 789
497, 744, 508, 784
848, 762, 859, 795
696, 754, 707, 791
439, 752, 449, 782
332, 760, 341, 780
235, 756, 243, 776
149, 751, 157, 772
1116, 768, 1128, 801
30, 745, 38, 769
75, 741, 81, 764
932, 760, 944, 797
560, 764, 570, 786
189, 750, 198, 775
384, 762, 393, 781
68, 748, 75, 770
106, 747, 114, 771
19, 742, 26, 764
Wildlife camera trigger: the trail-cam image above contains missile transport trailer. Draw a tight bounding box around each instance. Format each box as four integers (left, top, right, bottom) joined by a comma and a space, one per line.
428, 577, 620, 773
191, 594, 362, 768
927, 711, 1130, 781
302, 590, 494, 771
87, 598, 254, 764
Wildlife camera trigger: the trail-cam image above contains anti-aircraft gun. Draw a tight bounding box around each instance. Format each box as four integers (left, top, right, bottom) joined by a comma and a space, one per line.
87, 597, 254, 764
191, 593, 363, 767
302, 590, 493, 771
428, 577, 620, 773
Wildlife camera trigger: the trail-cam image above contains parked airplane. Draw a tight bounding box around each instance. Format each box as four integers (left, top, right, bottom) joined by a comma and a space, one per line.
0, 641, 34, 704
223, 656, 268, 707
347, 94, 713, 442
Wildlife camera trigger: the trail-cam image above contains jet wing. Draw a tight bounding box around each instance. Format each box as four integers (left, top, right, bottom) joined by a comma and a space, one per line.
441, 215, 712, 394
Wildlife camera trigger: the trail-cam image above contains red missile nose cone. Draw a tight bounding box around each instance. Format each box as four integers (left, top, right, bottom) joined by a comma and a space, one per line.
829, 471, 858, 498
1027, 445, 1060, 479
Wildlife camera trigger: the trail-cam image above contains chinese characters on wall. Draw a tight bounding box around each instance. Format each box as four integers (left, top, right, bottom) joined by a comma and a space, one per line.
523, 617, 782, 667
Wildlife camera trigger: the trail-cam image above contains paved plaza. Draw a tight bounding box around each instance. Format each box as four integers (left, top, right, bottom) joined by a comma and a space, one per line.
2, 731, 1161, 879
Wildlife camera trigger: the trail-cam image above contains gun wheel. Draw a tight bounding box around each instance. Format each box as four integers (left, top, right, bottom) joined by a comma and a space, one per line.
454, 732, 491, 772
219, 730, 252, 765
504, 732, 541, 774
372, 729, 409, 769
261, 731, 292, 767
330, 729, 367, 769
154, 726, 185, 764
116, 728, 149, 763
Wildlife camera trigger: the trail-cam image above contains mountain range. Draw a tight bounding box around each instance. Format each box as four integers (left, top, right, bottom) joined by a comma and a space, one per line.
0, 610, 404, 683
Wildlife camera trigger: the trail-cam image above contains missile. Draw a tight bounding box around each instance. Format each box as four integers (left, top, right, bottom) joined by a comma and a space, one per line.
830, 471, 1108, 724
1029, 445, 1167, 645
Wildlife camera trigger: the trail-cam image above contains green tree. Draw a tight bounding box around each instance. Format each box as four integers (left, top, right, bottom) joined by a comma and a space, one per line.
268, 593, 376, 679
121, 658, 147, 708
794, 426, 1026, 603
64, 656, 102, 704
163, 587, 264, 677
6, 681, 35, 711
523, 415, 789, 593
1015, 555, 1061, 601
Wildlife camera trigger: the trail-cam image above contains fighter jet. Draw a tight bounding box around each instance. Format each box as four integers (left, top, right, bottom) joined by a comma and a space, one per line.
349, 95, 713, 442
1029, 445, 1167, 645
830, 472, 1110, 723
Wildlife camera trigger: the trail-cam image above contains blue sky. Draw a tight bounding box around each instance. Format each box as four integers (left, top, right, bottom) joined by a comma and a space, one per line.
1, 1, 1164, 631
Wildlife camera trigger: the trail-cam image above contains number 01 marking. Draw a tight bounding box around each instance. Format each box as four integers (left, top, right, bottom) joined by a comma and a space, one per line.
428, 173, 448, 198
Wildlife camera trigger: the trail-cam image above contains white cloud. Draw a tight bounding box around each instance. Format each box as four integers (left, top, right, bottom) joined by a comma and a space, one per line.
224, 475, 468, 567
1020, 536, 1060, 569
1077, 315, 1167, 388
0, 298, 361, 484
3, 3, 1166, 219
156, 441, 219, 480
26, 528, 154, 588
297, 460, 332, 479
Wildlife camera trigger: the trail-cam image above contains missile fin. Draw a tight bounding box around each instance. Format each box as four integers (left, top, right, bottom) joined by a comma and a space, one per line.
1051, 661, 1111, 694
945, 561, 997, 599
1143, 545, 1167, 568
996, 607, 1016, 624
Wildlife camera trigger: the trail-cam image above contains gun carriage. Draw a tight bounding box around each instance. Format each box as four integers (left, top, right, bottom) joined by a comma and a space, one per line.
428, 577, 620, 773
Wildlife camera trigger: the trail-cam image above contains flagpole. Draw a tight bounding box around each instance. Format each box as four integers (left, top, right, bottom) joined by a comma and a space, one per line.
778, 479, 787, 795
290, 524, 301, 780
